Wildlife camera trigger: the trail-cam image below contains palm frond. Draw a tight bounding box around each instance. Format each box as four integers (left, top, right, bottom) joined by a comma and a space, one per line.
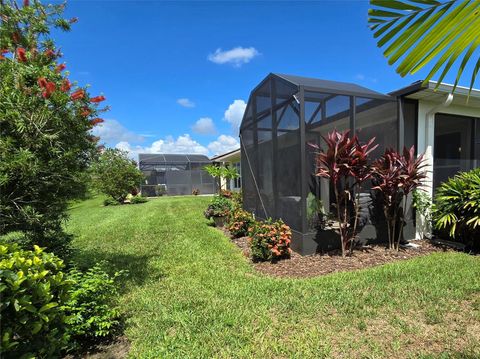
369, 0, 480, 94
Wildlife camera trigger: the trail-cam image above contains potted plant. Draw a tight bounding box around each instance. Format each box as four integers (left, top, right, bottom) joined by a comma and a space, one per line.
204, 195, 233, 227
155, 184, 167, 197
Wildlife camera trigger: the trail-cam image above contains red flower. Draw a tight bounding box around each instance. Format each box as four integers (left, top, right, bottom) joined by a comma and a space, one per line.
55, 63, 66, 72
44, 49, 55, 58
71, 89, 85, 101
81, 107, 91, 117
90, 95, 106, 103
89, 118, 104, 126
60, 79, 71, 92
42, 82, 56, 99
16, 48, 27, 62
37, 77, 48, 88
12, 32, 20, 44
23, 0, 29, 6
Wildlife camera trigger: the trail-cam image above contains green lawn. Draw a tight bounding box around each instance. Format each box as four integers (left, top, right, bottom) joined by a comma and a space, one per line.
67, 196, 480, 358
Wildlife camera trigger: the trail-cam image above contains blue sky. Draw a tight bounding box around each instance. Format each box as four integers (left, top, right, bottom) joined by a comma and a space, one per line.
52, 0, 466, 158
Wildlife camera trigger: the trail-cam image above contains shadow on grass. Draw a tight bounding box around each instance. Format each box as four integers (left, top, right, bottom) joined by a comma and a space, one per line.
71, 248, 165, 292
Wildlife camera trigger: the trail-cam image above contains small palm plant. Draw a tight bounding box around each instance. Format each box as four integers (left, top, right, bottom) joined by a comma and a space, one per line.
434, 168, 480, 248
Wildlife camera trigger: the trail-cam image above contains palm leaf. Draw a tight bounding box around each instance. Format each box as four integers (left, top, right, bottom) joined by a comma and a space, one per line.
369, 0, 480, 93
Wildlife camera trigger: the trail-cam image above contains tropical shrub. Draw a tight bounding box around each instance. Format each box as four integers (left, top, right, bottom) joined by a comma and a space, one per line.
220, 189, 233, 199
227, 208, 255, 238
0, 0, 104, 253
91, 148, 145, 204
231, 190, 243, 207
434, 168, 480, 249
64, 263, 124, 346
372, 146, 426, 250
204, 195, 233, 219
103, 198, 121, 207
0, 243, 71, 358
204, 165, 239, 194
248, 219, 292, 261
130, 195, 148, 204
155, 184, 167, 196
313, 130, 377, 256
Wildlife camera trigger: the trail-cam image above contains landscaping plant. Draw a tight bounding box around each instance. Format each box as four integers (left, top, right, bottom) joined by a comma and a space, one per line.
130, 195, 148, 204
372, 146, 426, 250
247, 218, 292, 261
227, 208, 255, 238
155, 184, 167, 196
64, 263, 124, 346
313, 130, 377, 257
0, 243, 71, 358
434, 167, 480, 249
0, 0, 106, 253
204, 195, 233, 220
204, 164, 239, 194
91, 148, 145, 204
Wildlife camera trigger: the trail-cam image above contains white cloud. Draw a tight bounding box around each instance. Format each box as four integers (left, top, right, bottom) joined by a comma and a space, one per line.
92, 119, 144, 144
224, 99, 246, 132
117, 133, 239, 160
177, 98, 195, 108
207, 135, 239, 156
208, 46, 259, 67
192, 117, 217, 135
115, 134, 209, 160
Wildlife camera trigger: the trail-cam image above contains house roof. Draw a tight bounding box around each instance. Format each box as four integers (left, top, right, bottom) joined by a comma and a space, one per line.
391, 80, 480, 108
274, 73, 388, 99
138, 153, 211, 164
210, 148, 240, 162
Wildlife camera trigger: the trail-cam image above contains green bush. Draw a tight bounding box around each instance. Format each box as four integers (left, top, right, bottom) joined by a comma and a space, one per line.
248, 219, 292, 261
103, 198, 121, 206
434, 168, 480, 248
204, 195, 233, 219
227, 208, 255, 238
231, 190, 243, 207
0, 243, 71, 358
130, 195, 148, 204
63, 263, 124, 346
155, 184, 167, 196
91, 148, 145, 203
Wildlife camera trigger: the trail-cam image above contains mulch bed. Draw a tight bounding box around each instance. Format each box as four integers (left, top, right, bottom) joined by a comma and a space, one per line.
222, 228, 453, 279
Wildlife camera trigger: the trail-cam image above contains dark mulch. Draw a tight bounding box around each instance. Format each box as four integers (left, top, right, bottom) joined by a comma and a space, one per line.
63, 336, 130, 359
223, 227, 453, 279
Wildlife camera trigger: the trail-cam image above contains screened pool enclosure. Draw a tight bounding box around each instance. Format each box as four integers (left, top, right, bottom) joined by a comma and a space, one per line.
240, 73, 415, 255
139, 154, 216, 196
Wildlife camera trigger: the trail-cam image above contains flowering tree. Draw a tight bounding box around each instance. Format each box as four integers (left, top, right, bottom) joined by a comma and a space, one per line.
0, 0, 107, 252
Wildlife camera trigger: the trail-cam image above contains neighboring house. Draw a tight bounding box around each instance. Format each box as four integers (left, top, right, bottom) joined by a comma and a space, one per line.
238, 73, 480, 255
211, 148, 241, 192
138, 153, 216, 196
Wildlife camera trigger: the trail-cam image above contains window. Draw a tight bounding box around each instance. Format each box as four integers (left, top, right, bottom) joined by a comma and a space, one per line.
231, 162, 242, 190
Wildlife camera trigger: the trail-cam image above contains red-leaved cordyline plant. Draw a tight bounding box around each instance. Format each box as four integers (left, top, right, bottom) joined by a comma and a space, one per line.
312, 129, 377, 257
372, 146, 427, 251
347, 136, 378, 254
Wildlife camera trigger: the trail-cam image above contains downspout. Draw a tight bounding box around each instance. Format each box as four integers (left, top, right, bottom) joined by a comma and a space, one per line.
417, 93, 453, 239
